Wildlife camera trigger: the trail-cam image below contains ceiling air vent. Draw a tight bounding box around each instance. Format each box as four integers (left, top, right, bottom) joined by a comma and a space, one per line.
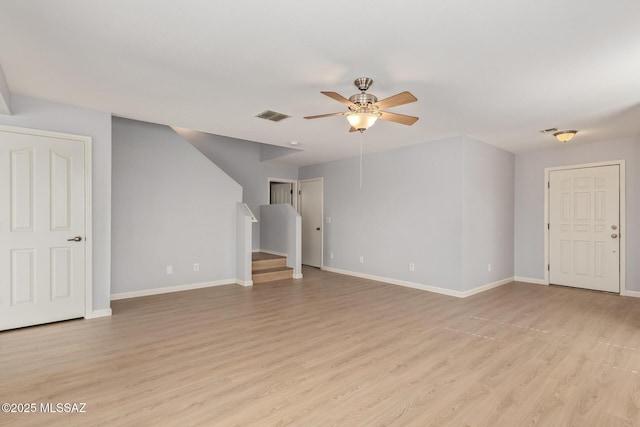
255, 110, 290, 122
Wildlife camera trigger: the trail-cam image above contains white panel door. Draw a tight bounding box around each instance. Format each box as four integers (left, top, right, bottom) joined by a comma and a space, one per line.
549, 165, 620, 293
300, 179, 322, 268
0, 130, 86, 330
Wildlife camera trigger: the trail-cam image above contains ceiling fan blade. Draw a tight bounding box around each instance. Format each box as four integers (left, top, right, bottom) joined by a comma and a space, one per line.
349, 126, 359, 133
304, 112, 346, 119
378, 111, 419, 126
373, 91, 417, 110
321, 91, 356, 107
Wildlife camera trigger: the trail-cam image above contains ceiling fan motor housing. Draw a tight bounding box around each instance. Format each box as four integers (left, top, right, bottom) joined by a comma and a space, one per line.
349, 92, 378, 107
350, 78, 378, 112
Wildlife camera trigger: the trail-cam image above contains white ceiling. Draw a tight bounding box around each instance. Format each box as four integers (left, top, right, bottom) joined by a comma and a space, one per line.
1, 0, 639, 166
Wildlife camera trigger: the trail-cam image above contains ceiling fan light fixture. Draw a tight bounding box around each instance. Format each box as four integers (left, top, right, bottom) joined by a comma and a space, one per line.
553, 130, 578, 143
346, 112, 378, 131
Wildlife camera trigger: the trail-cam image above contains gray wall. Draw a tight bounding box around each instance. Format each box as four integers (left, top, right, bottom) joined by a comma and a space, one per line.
462, 137, 515, 290
0, 95, 112, 311
514, 137, 639, 291
174, 128, 299, 251
111, 117, 242, 294
260, 204, 295, 257
300, 136, 514, 292
260, 204, 302, 276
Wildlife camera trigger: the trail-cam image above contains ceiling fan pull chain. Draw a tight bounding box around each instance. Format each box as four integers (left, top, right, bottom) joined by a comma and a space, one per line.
360, 131, 363, 189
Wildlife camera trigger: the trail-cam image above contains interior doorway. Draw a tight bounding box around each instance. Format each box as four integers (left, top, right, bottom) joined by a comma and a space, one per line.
268, 178, 298, 211
545, 161, 625, 294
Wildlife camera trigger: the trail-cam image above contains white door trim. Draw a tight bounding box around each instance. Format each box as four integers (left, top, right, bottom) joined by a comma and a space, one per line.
544, 160, 626, 294
0, 124, 93, 316
299, 177, 323, 268
268, 177, 298, 211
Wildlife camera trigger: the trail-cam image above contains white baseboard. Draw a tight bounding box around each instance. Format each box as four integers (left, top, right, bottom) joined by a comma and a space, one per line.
111, 279, 236, 300
460, 277, 515, 298
258, 249, 287, 257
236, 279, 253, 287
321, 266, 513, 299
622, 290, 640, 298
514, 276, 548, 285
85, 308, 112, 319
293, 273, 303, 279
322, 266, 460, 297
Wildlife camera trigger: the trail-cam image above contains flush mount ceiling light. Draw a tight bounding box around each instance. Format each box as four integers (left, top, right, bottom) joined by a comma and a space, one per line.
553, 130, 578, 143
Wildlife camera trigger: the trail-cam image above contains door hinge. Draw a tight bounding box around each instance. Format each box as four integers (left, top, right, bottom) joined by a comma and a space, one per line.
290, 189, 293, 194
547, 223, 550, 230
548, 264, 550, 271
547, 181, 550, 189
298, 190, 301, 195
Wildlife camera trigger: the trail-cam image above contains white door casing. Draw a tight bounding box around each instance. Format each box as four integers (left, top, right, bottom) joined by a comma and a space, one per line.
548, 165, 620, 293
0, 126, 91, 330
300, 178, 322, 268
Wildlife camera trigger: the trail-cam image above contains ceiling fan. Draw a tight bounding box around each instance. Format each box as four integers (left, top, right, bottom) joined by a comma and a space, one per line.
304, 77, 419, 132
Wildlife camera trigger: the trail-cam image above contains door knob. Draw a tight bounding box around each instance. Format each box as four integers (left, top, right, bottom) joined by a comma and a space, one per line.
611, 234, 618, 239
67, 236, 82, 242
316, 227, 321, 231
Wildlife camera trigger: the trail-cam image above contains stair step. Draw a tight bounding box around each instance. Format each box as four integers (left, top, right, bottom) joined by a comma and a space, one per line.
252, 267, 293, 284
252, 257, 286, 272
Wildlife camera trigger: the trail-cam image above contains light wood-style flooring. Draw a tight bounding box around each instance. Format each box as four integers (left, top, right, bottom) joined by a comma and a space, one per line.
2, 267, 640, 426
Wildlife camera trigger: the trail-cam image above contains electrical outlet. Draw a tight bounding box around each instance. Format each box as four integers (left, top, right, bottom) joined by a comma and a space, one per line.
359, 255, 364, 264
409, 263, 415, 271
166, 265, 173, 275
488, 264, 492, 272
330, 252, 334, 260
193, 263, 199, 272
